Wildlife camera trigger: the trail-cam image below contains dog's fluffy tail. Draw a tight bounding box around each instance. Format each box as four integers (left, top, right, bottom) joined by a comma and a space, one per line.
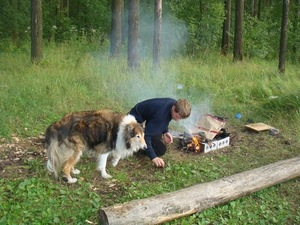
45, 125, 73, 178
44, 125, 60, 178
46, 138, 76, 179
46, 139, 64, 178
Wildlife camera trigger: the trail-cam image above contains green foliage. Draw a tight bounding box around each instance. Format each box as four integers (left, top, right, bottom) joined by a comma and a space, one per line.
167, 0, 225, 54
1, 0, 299, 62
0, 0, 110, 47
43, 0, 73, 42
70, 0, 111, 31
0, 178, 101, 224
244, 15, 277, 59
0, 0, 30, 46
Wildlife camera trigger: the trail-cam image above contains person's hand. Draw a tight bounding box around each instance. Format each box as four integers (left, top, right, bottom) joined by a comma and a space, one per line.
152, 157, 165, 168
163, 132, 173, 144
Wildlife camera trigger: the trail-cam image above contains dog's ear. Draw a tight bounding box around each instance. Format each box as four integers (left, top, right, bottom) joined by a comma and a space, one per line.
126, 123, 135, 136
125, 124, 134, 149
141, 121, 146, 129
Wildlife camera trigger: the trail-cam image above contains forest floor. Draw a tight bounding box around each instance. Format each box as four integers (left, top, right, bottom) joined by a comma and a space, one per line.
1, 122, 299, 199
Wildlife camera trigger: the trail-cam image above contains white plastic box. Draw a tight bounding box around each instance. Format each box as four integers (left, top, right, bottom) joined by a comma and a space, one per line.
201, 136, 230, 153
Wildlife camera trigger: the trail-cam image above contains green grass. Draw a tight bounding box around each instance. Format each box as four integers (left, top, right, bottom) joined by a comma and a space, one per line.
1, 42, 300, 138
0, 178, 101, 224
0, 41, 299, 224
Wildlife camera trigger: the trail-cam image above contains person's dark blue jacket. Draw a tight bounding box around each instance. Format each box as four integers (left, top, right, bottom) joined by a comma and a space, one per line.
129, 98, 176, 160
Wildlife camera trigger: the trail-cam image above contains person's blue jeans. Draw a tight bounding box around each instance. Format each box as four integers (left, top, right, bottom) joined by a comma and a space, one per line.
151, 135, 166, 156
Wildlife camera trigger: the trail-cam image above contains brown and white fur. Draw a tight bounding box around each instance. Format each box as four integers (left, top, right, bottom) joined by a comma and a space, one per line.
44, 109, 147, 183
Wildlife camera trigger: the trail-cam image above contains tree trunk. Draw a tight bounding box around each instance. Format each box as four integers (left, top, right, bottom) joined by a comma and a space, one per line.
292, 0, 299, 62
110, 0, 123, 57
258, 0, 261, 19
251, 0, 257, 17
10, 0, 19, 44
278, 0, 290, 73
31, 0, 43, 63
233, 0, 244, 62
127, 0, 140, 70
153, 0, 162, 70
99, 156, 300, 225
121, 0, 126, 44
59, 0, 69, 17
221, 0, 231, 56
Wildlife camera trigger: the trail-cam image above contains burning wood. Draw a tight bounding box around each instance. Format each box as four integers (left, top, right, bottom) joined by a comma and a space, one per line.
180, 132, 207, 153
179, 128, 229, 153
173, 114, 230, 153
187, 136, 201, 152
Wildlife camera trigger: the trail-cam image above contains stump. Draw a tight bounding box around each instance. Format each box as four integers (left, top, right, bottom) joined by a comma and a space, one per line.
100, 156, 300, 225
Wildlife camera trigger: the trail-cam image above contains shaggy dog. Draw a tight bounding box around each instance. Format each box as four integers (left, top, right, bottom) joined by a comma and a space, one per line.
44, 109, 147, 183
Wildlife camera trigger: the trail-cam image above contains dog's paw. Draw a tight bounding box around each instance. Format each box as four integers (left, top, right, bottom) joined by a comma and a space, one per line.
46, 160, 54, 172
111, 160, 119, 167
72, 169, 80, 174
101, 173, 112, 179
67, 178, 78, 183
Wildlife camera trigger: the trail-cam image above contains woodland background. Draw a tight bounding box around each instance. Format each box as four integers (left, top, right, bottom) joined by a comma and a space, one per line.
0, 0, 299, 68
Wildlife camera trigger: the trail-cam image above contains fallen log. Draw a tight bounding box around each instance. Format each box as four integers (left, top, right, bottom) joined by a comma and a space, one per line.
100, 156, 300, 225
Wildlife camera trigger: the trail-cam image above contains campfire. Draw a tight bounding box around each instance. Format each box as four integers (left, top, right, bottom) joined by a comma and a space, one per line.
180, 132, 207, 153
174, 114, 230, 153
179, 128, 229, 153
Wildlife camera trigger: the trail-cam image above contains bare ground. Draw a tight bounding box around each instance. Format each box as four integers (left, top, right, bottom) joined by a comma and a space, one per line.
0, 124, 299, 207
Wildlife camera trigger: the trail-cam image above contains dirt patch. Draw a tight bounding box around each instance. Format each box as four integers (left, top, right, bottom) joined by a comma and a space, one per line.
0, 135, 45, 178
0, 125, 299, 197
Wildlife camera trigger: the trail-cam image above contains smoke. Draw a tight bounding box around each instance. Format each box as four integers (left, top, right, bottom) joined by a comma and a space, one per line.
122, 69, 178, 108
138, 5, 188, 58
179, 100, 212, 133
121, 4, 188, 103
108, 3, 213, 131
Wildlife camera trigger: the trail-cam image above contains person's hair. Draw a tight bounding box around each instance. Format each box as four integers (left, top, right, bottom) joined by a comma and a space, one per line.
174, 99, 191, 119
